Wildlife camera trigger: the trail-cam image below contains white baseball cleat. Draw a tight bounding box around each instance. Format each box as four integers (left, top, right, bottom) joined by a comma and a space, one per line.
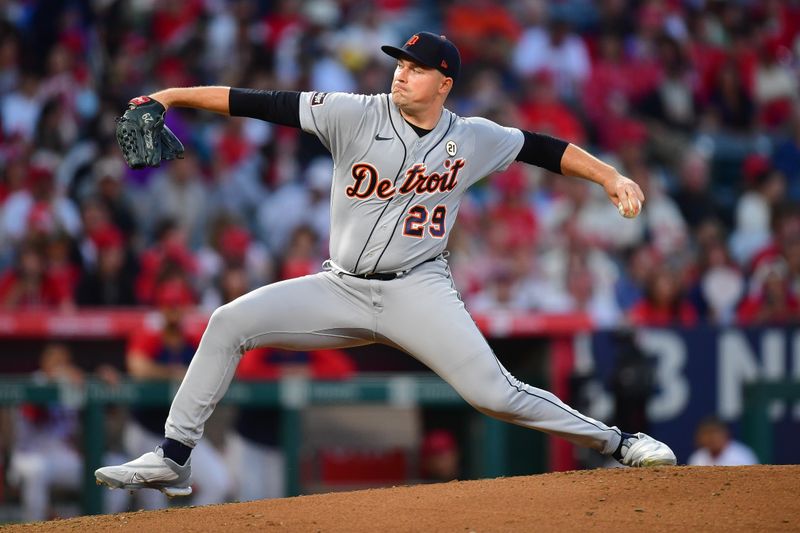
95, 446, 193, 497
616, 432, 677, 467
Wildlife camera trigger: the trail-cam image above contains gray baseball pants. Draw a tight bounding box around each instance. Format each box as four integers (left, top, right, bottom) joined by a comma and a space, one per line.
165, 257, 623, 455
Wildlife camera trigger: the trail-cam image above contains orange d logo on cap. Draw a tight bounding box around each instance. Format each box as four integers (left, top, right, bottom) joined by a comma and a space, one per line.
405, 35, 419, 46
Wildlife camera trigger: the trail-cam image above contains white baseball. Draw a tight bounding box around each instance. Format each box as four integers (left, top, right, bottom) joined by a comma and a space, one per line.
618, 198, 641, 219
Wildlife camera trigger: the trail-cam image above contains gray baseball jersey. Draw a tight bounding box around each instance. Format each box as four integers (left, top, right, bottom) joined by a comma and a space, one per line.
299, 91, 523, 274
163, 91, 624, 460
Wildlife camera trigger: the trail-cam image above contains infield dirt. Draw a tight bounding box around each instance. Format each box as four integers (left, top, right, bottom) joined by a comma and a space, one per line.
2, 465, 798, 532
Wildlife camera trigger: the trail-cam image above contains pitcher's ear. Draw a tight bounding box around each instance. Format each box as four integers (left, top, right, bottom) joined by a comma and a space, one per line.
440, 76, 453, 94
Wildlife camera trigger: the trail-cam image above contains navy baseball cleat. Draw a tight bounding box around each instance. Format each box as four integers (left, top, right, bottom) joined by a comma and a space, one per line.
615, 432, 677, 467
95, 446, 193, 497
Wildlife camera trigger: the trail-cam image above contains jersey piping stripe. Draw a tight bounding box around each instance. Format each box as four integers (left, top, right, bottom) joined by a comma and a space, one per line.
352, 95, 409, 273
489, 351, 623, 439
372, 111, 454, 273
422, 113, 454, 162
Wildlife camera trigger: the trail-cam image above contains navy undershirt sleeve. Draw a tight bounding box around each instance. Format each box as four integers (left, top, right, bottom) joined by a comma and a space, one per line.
514, 130, 569, 174
228, 88, 301, 128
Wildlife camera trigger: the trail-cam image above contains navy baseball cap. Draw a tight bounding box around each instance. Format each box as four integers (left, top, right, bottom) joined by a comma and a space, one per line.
382, 31, 461, 81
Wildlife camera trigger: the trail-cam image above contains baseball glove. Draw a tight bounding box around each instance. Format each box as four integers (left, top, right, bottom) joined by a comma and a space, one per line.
115, 96, 185, 169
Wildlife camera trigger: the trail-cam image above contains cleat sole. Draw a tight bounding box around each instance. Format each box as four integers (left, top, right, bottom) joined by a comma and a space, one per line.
641, 457, 677, 467
162, 486, 193, 497
95, 472, 192, 497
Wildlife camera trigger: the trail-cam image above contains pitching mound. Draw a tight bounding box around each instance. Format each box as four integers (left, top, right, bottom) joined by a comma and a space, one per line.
3, 465, 798, 532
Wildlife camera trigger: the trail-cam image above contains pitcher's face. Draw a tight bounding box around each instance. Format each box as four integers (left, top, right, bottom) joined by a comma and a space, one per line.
391, 58, 450, 112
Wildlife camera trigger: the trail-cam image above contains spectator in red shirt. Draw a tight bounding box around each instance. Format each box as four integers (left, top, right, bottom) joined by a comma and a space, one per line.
1, 165, 82, 247
151, 0, 203, 49
197, 218, 272, 301
127, 279, 202, 380
520, 70, 586, 145
419, 429, 460, 483
135, 218, 197, 305
629, 266, 698, 327
486, 166, 538, 252
123, 279, 232, 509
42, 233, 79, 310
749, 204, 800, 275
737, 260, 800, 325
584, 31, 658, 132
277, 224, 324, 281
75, 225, 137, 306
261, 0, 305, 52
0, 241, 68, 309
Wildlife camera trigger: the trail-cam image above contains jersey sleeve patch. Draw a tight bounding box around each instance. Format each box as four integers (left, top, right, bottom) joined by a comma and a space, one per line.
311, 92, 328, 106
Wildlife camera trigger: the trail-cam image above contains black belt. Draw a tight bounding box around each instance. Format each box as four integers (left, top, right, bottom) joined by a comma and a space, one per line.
348, 256, 439, 281
351, 271, 399, 280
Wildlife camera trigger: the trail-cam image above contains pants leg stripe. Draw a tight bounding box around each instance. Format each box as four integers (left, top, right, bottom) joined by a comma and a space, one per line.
489, 352, 622, 438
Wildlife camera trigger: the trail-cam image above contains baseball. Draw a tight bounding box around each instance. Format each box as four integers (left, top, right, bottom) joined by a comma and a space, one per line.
618, 198, 641, 219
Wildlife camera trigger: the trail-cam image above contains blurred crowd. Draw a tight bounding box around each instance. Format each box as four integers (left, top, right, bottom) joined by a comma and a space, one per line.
1, 0, 800, 330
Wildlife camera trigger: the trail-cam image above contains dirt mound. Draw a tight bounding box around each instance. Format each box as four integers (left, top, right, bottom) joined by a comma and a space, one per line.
3, 465, 798, 532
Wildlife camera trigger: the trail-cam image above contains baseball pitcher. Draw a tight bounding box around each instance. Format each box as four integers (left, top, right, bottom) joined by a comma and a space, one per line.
97, 32, 673, 497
